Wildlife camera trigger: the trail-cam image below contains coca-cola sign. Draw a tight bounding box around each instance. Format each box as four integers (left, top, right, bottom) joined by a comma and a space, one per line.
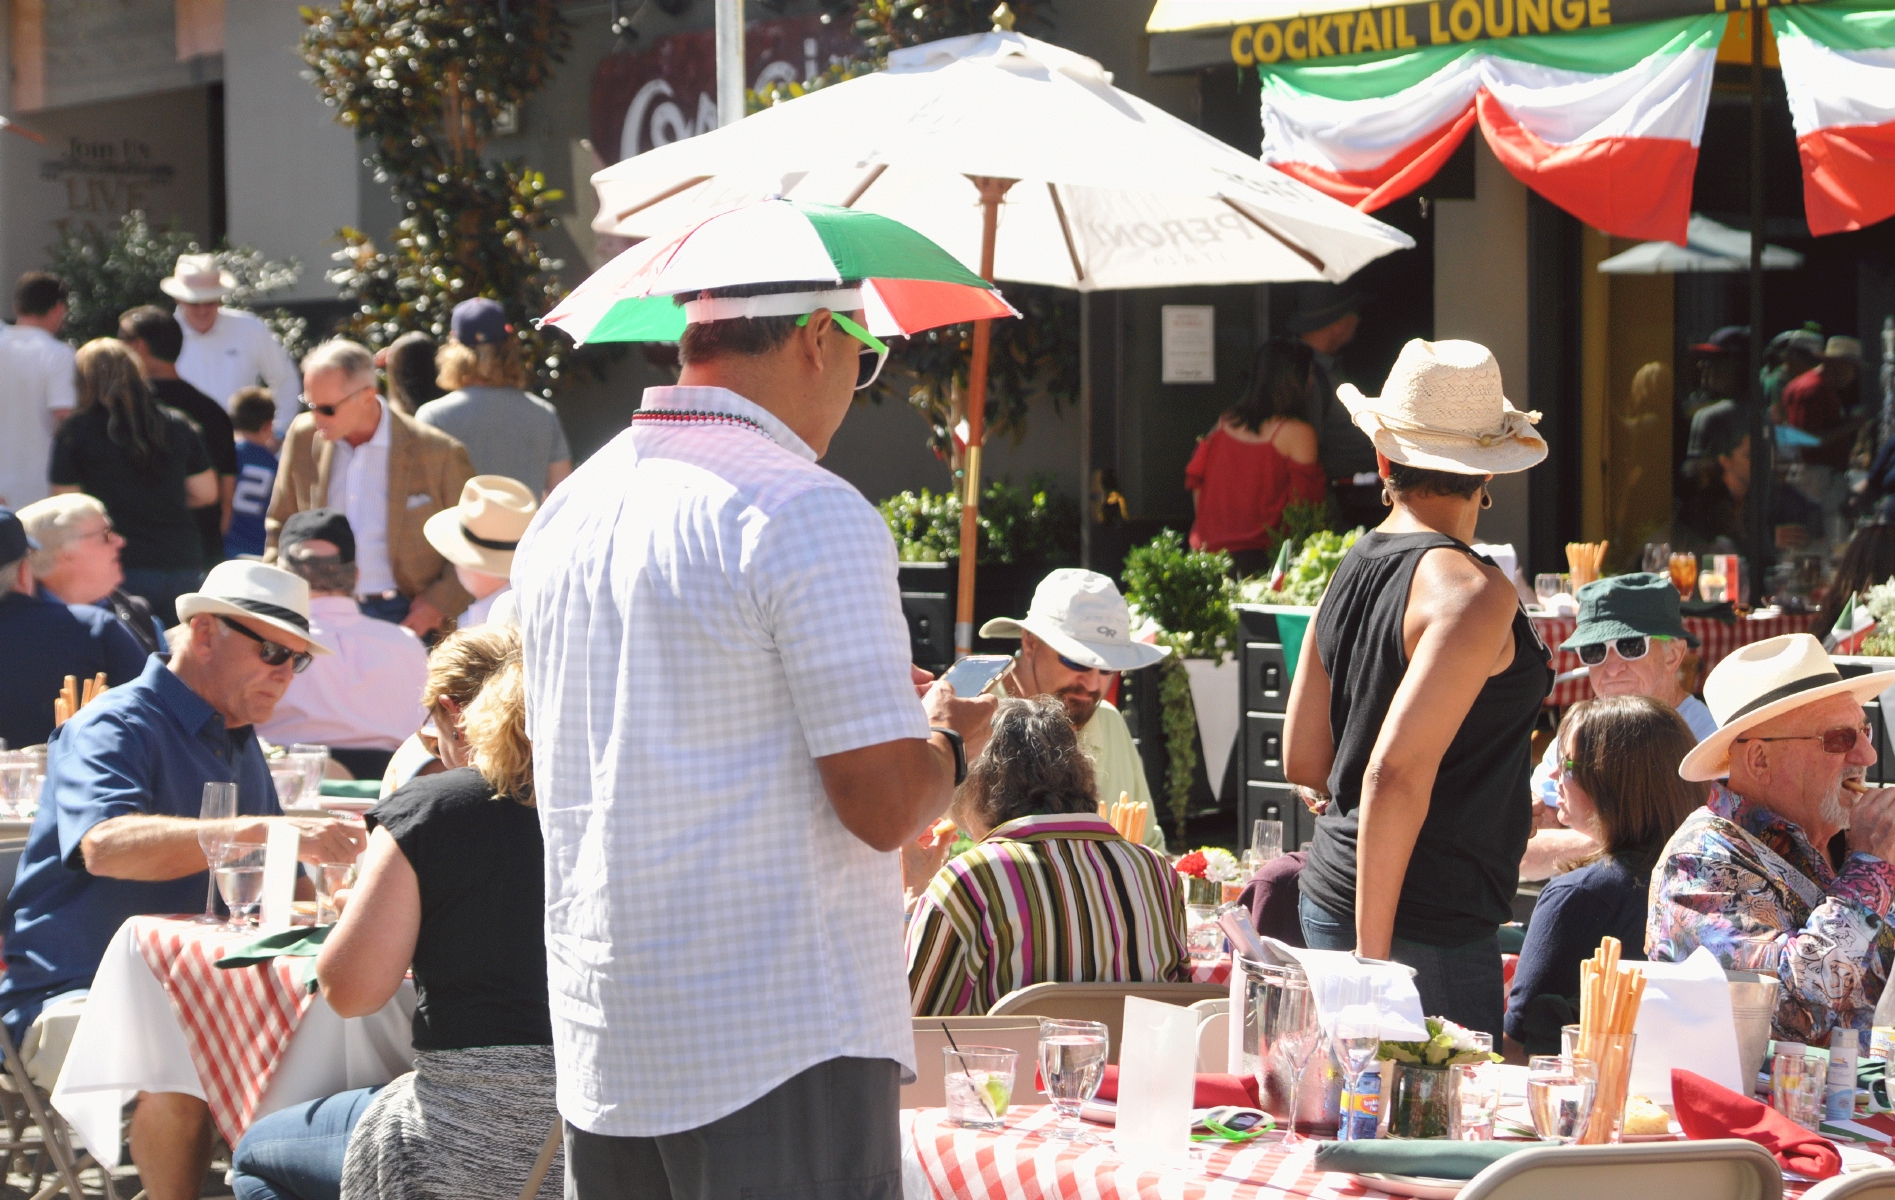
589, 16, 861, 164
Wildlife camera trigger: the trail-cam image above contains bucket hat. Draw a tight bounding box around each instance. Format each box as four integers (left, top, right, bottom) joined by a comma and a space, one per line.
1679, 633, 1894, 782
1338, 339, 1546, 475
978, 569, 1169, 672
175, 561, 335, 654
424, 476, 537, 577
1560, 573, 1699, 651
159, 254, 237, 304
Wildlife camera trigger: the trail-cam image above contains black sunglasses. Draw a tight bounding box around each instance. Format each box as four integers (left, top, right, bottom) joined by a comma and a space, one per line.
310, 385, 373, 418
1056, 652, 1116, 676
1574, 635, 1672, 667
218, 615, 314, 673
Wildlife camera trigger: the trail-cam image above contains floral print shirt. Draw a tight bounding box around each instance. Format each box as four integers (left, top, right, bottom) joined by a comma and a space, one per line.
1647, 783, 1895, 1044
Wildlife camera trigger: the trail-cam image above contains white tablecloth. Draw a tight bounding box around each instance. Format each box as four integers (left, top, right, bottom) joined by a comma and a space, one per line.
51, 920, 415, 1164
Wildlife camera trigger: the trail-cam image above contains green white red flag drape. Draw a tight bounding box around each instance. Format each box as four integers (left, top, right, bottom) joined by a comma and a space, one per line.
1772, 2, 1895, 236
1260, 16, 1722, 243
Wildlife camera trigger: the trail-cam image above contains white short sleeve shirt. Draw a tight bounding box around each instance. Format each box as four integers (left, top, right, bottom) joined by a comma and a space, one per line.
0, 325, 76, 509
514, 385, 930, 1137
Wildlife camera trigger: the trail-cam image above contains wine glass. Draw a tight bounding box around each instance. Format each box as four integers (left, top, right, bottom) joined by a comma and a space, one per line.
1527, 1055, 1597, 1145
1642, 541, 1671, 575
1271, 979, 1323, 1145
288, 744, 329, 806
1534, 573, 1562, 610
196, 782, 239, 925
1242, 819, 1284, 874
1331, 984, 1382, 1142
1038, 1019, 1109, 1143
214, 844, 268, 932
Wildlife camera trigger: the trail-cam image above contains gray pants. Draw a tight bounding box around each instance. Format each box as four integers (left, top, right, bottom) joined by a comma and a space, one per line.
564, 1057, 901, 1200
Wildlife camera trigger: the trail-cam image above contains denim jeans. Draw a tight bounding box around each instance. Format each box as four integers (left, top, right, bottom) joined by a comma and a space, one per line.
356, 593, 411, 626
1299, 894, 1505, 1041
232, 1086, 382, 1200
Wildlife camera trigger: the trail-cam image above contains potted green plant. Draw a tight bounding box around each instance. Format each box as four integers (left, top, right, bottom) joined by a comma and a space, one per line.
1377, 1018, 1500, 1139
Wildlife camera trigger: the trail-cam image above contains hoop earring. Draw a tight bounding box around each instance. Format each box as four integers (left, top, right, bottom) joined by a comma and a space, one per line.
1479, 487, 1493, 510
1380, 487, 1393, 507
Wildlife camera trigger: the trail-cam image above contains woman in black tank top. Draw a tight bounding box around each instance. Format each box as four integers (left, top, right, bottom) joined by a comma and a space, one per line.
1282, 339, 1552, 1039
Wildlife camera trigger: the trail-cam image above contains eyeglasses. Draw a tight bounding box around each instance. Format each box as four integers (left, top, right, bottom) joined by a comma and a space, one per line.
217, 615, 314, 673
1574, 635, 1672, 667
1735, 723, 1873, 754
796, 311, 889, 391
76, 523, 117, 545
310, 385, 373, 418
1055, 652, 1117, 676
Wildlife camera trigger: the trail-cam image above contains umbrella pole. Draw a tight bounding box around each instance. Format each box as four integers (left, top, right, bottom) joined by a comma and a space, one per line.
955, 176, 1017, 659
1745, 6, 1768, 607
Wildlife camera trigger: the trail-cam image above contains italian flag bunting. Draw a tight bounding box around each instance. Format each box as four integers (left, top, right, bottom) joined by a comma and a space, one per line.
1260, 16, 1723, 243
1772, 2, 1895, 236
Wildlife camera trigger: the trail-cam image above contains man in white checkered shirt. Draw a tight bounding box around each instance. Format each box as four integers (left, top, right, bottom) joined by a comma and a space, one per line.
514, 279, 996, 1197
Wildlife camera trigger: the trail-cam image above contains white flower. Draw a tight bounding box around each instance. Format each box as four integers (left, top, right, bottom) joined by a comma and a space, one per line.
1200, 847, 1243, 885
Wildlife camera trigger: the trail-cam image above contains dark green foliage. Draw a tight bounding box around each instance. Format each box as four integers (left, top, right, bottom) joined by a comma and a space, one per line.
299, 1, 571, 386
1120, 529, 1237, 662
878, 477, 1080, 564
1269, 498, 1332, 559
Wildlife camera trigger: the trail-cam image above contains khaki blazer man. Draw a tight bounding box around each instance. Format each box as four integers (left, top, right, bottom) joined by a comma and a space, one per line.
265, 340, 475, 633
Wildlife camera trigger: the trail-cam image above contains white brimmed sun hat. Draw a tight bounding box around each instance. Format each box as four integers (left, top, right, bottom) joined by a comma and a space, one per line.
1679, 633, 1894, 782
979, 568, 1170, 672
424, 475, 537, 577
175, 560, 335, 654
158, 253, 238, 304
1338, 338, 1547, 475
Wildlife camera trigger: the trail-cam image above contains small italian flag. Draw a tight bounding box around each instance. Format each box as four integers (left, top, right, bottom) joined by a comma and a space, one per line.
1772, 2, 1895, 236
1826, 593, 1878, 655
1267, 538, 1295, 592
1260, 16, 1721, 242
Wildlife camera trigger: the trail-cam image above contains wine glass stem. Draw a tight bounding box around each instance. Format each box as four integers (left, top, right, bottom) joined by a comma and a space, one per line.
1284, 1073, 1301, 1141
203, 874, 217, 920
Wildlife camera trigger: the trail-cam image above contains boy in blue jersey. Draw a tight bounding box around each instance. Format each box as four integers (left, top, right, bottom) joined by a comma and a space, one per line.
224, 387, 277, 559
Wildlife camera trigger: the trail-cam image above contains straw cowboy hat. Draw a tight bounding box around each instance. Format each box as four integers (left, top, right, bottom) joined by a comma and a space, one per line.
1679, 633, 1895, 782
175, 560, 335, 654
158, 253, 238, 304
424, 475, 537, 577
1338, 339, 1547, 475
979, 568, 1170, 672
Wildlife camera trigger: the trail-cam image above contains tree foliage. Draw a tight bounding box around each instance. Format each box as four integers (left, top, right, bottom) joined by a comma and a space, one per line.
877, 477, 1081, 564
299, 1, 571, 387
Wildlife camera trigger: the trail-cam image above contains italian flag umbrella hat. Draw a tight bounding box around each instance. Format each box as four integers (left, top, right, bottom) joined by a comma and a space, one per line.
539, 197, 1017, 346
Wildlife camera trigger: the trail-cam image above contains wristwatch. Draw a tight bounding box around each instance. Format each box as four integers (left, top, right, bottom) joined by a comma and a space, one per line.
929, 726, 967, 785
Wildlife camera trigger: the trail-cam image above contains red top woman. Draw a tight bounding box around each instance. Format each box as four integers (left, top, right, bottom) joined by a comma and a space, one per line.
1186, 338, 1327, 573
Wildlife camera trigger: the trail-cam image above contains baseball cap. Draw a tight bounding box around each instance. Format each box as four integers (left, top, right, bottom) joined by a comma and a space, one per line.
0, 506, 38, 563
280, 508, 356, 564
451, 298, 511, 347
1690, 326, 1750, 357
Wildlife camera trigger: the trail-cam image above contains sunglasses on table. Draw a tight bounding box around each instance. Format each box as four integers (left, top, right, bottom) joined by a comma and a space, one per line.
796, 311, 889, 391
218, 615, 314, 673
1735, 723, 1874, 754
1573, 634, 1673, 666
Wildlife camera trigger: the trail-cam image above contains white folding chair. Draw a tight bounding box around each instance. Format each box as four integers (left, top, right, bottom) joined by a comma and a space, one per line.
1460, 1137, 1782, 1200
904, 1017, 1046, 1109
987, 982, 1227, 1065
1188, 998, 1230, 1073
0, 1014, 122, 1200
1801, 1170, 1895, 1200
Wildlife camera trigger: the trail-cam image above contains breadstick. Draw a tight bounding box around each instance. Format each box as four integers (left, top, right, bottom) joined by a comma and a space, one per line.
1843, 778, 1871, 795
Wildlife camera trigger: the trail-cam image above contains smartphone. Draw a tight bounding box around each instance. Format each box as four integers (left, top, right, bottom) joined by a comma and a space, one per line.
939, 654, 1011, 697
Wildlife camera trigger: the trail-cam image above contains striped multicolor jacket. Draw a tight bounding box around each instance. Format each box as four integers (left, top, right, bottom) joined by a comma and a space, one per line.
905, 812, 1190, 1016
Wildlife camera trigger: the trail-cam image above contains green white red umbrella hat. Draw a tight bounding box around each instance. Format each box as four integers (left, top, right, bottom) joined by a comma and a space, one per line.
539, 197, 1018, 346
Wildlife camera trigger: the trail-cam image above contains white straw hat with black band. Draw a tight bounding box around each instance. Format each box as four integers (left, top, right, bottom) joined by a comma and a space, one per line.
1338, 338, 1547, 475
158, 253, 238, 304
978, 568, 1169, 672
1679, 633, 1895, 782
424, 475, 538, 577
175, 561, 335, 654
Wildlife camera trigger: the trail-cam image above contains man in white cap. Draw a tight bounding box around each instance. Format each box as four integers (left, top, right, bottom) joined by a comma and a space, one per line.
163, 253, 302, 439
515, 278, 996, 1198
0, 560, 366, 1200
978, 568, 1169, 851
1651, 633, 1895, 1043
423, 474, 536, 628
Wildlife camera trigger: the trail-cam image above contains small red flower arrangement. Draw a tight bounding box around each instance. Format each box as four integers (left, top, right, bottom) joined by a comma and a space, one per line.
1175, 850, 1209, 879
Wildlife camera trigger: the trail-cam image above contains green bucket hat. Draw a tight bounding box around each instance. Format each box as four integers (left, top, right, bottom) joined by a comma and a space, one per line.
1559, 573, 1699, 651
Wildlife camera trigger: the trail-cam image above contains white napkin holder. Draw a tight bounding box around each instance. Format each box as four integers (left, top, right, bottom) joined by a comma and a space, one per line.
1629, 946, 1746, 1104
1113, 997, 1196, 1167
258, 822, 301, 931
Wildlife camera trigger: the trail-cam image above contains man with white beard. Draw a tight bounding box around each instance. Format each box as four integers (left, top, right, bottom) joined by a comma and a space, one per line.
1649, 634, 1895, 1043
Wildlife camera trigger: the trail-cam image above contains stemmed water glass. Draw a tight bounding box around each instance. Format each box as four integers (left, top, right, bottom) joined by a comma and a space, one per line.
1271, 978, 1322, 1146
1038, 1019, 1109, 1143
1330, 979, 1382, 1141
196, 782, 239, 925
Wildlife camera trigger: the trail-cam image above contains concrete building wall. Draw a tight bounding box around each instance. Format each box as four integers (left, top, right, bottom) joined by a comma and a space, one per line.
1435, 138, 1532, 554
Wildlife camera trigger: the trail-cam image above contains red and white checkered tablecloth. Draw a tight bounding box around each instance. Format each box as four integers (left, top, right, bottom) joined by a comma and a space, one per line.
1191, 957, 1234, 986
131, 915, 319, 1147
1532, 613, 1818, 708
911, 1105, 1379, 1199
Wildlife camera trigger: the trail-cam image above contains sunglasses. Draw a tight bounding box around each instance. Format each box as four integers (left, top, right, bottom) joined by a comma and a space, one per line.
218, 615, 314, 673
1735, 723, 1874, 755
1574, 634, 1672, 667
1056, 653, 1117, 676
796, 311, 889, 391
310, 385, 373, 418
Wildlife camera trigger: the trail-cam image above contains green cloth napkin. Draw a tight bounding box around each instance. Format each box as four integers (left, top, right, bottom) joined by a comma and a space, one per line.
1313, 1139, 1530, 1181
213, 924, 332, 991
317, 779, 381, 799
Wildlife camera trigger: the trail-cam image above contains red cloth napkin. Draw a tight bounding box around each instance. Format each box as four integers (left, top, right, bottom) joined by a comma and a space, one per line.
1094, 1065, 1260, 1108
1671, 1068, 1841, 1180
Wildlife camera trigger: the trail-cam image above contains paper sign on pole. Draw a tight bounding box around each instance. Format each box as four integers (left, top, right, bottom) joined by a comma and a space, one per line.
259, 822, 301, 932
1114, 997, 1197, 1166
1161, 305, 1215, 383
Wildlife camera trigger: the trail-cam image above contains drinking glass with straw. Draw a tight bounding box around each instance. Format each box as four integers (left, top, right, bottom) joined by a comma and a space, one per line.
1571, 935, 1645, 1144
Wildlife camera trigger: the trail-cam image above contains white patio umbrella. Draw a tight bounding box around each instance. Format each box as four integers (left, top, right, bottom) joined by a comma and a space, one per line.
1597, 214, 1804, 274
589, 28, 1414, 655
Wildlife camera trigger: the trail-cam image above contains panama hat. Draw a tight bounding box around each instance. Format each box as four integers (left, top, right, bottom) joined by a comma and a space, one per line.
1679, 633, 1894, 782
978, 569, 1169, 672
424, 476, 537, 576
159, 254, 238, 304
175, 560, 334, 654
1338, 339, 1546, 475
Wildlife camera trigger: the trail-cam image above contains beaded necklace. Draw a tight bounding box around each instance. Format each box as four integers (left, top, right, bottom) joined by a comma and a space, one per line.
630, 408, 773, 442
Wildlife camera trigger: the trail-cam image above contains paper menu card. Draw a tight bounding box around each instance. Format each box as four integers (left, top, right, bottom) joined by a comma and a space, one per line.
1628, 946, 1746, 1105
1254, 938, 1428, 1041
259, 821, 301, 931
1114, 997, 1197, 1167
